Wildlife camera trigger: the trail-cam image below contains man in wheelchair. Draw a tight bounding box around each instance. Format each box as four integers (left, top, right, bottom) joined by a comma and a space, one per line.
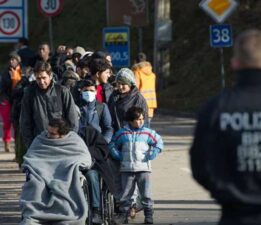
79, 124, 115, 225
20, 118, 92, 225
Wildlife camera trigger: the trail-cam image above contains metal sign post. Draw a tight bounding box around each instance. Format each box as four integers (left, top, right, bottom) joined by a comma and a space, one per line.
200, 0, 238, 89
210, 24, 233, 89
138, 27, 143, 53
220, 48, 225, 88
48, 17, 53, 53
37, 0, 64, 52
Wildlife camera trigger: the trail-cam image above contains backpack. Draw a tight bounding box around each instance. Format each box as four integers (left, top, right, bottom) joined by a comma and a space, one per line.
96, 101, 105, 121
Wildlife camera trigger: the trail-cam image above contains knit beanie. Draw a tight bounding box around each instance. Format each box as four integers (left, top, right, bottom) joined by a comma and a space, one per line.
9, 51, 21, 63
73, 46, 85, 56
116, 68, 136, 87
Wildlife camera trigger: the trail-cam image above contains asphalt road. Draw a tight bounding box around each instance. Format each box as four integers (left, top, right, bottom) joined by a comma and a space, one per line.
0, 114, 220, 225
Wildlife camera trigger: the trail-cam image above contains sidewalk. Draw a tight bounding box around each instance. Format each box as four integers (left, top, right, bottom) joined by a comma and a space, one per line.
0, 114, 220, 225
0, 149, 23, 224
151, 113, 195, 151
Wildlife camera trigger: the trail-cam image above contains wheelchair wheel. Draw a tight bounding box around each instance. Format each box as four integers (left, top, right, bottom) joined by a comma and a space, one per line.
81, 176, 92, 225
103, 190, 114, 225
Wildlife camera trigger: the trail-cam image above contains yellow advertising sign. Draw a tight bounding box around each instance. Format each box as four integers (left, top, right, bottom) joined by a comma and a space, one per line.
105, 32, 128, 44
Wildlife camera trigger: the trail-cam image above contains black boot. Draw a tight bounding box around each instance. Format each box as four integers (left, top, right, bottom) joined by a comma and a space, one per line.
92, 207, 102, 224
144, 208, 153, 224
114, 212, 128, 224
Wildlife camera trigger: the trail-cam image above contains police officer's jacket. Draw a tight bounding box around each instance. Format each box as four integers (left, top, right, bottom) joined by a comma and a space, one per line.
190, 69, 261, 224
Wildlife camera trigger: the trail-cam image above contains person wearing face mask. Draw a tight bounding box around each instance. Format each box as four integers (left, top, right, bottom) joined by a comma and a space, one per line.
78, 78, 113, 224
78, 78, 113, 143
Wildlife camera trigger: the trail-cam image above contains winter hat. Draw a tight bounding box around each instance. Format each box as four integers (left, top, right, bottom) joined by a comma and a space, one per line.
73, 46, 85, 56
64, 59, 75, 70
62, 69, 80, 80
9, 51, 21, 63
116, 68, 136, 87
80, 51, 93, 60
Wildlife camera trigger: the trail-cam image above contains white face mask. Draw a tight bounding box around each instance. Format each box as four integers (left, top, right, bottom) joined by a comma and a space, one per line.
82, 91, 96, 102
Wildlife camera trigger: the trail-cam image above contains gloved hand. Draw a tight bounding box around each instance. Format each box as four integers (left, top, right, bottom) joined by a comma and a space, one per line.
110, 148, 123, 161
144, 147, 161, 161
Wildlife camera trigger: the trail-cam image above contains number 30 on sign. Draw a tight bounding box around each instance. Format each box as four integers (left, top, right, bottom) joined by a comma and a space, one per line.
37, 0, 64, 17
210, 24, 232, 48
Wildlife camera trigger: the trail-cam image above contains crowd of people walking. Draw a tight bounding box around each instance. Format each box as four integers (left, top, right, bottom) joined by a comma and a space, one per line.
0, 38, 162, 225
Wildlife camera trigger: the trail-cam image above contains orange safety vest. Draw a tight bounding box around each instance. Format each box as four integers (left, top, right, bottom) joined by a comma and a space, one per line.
132, 61, 157, 118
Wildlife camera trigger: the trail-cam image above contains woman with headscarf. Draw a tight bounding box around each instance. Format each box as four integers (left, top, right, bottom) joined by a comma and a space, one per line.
108, 68, 148, 216
108, 68, 148, 132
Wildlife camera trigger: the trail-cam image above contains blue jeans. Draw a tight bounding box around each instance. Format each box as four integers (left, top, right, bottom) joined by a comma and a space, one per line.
85, 169, 100, 208
119, 172, 153, 213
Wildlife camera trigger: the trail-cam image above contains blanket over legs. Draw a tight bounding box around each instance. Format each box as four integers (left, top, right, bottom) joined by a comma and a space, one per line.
20, 131, 92, 225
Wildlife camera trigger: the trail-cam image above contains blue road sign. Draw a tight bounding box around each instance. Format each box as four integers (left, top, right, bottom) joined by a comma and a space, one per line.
210, 24, 232, 48
103, 27, 130, 68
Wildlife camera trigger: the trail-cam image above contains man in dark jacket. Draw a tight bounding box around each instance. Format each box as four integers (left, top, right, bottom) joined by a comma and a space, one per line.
77, 78, 113, 224
20, 61, 78, 148
16, 38, 35, 70
190, 29, 261, 225
78, 79, 113, 143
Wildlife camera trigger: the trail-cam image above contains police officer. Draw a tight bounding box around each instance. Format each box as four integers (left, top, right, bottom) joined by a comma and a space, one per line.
190, 29, 261, 225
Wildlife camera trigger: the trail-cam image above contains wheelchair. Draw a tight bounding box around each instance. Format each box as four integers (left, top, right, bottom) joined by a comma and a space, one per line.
83, 171, 115, 225
80, 173, 92, 225
21, 167, 93, 225
100, 177, 114, 225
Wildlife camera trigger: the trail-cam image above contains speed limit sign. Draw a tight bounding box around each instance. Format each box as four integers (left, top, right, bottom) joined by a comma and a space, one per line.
0, 0, 28, 42
37, 0, 64, 17
0, 11, 20, 35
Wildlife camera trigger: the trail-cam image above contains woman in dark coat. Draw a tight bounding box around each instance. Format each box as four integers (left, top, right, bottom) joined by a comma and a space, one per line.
108, 68, 148, 132
108, 68, 148, 215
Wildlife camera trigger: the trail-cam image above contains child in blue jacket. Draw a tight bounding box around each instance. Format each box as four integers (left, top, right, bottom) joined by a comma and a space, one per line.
109, 106, 163, 224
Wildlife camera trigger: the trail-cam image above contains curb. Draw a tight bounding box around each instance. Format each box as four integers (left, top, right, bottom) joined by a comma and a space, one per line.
155, 108, 196, 118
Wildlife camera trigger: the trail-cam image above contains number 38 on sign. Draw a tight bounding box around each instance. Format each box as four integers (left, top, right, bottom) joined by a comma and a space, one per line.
210, 24, 232, 48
